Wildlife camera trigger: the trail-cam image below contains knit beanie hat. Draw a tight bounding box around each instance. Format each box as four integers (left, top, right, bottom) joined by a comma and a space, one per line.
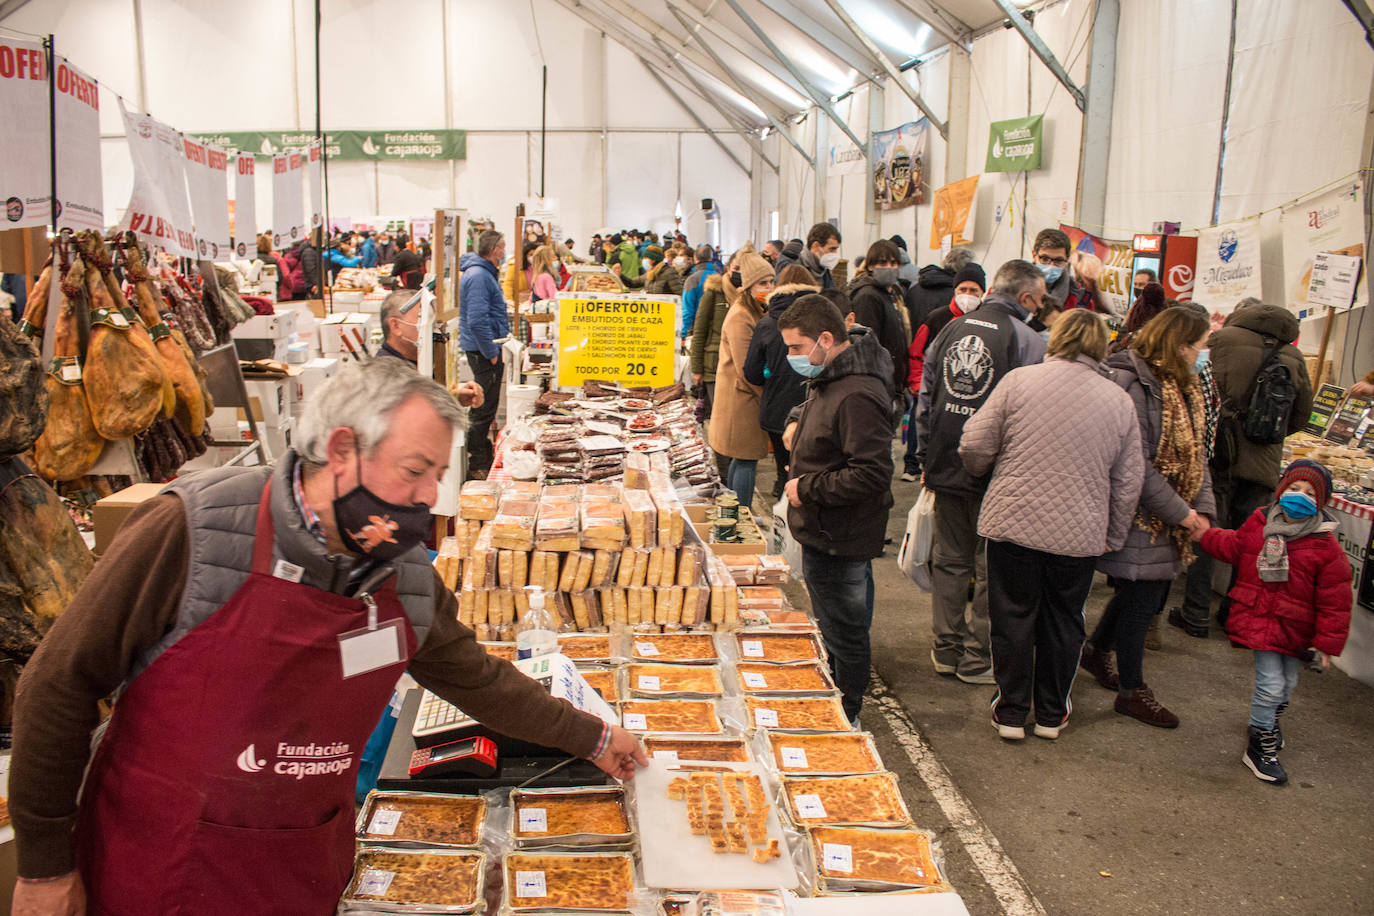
1277, 459, 1332, 508
736, 251, 774, 292
644, 245, 665, 264
782, 239, 804, 260
953, 263, 986, 292
609, 233, 624, 246
890, 234, 908, 251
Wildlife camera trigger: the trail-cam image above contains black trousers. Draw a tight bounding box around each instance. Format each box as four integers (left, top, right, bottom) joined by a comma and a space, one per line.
466, 352, 503, 474
1089, 577, 1173, 691
767, 430, 790, 492
987, 540, 1097, 727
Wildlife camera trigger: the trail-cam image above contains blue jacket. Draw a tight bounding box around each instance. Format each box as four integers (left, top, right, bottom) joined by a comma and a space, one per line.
681, 262, 718, 337
324, 247, 361, 268
359, 238, 378, 268
458, 252, 509, 360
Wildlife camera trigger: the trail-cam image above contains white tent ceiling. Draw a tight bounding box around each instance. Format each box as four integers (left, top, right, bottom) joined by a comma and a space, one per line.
554, 0, 1031, 132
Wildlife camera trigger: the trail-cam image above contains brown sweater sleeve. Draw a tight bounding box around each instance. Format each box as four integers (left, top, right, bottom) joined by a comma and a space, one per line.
11, 494, 189, 879
408, 571, 606, 760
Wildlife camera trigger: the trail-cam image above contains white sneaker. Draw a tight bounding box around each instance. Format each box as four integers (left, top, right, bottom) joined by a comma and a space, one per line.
992, 718, 1025, 740
900, 471, 919, 482
1033, 722, 1064, 740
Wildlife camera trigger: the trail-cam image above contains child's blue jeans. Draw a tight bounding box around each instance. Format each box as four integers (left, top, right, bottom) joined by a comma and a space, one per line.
1250, 650, 1301, 730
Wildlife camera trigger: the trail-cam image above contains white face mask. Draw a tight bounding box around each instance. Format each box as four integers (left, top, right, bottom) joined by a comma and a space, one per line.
673, 256, 689, 269
819, 251, 841, 270
954, 293, 981, 311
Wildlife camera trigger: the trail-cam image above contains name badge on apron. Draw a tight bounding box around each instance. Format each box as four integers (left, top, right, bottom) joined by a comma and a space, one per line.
338, 619, 405, 678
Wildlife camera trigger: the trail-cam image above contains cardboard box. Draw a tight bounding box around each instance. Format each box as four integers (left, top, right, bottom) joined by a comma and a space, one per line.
294, 357, 340, 416
319, 312, 376, 357
260, 418, 295, 462
231, 310, 297, 362
92, 483, 168, 555
244, 379, 291, 427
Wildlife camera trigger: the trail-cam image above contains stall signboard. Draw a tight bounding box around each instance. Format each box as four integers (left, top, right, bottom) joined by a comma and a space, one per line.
1280, 178, 1366, 319
198, 130, 467, 161
985, 115, 1043, 173
233, 153, 256, 257
556, 292, 677, 389
118, 101, 196, 258
183, 136, 232, 260
1326, 396, 1372, 445
523, 198, 561, 244
271, 149, 306, 251
307, 141, 323, 230
0, 38, 51, 229
54, 57, 103, 232
871, 119, 927, 210
1360, 519, 1374, 613
1060, 224, 1135, 319
929, 176, 978, 251
1303, 384, 1346, 436
1306, 251, 1362, 309
1162, 234, 1198, 301
1193, 217, 1263, 311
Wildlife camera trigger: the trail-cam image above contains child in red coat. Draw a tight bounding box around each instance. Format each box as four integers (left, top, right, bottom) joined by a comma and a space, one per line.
1198, 459, 1352, 785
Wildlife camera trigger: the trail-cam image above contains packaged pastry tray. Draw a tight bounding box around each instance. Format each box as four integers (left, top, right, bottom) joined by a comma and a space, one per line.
509, 785, 634, 847
734, 632, 825, 665
631, 632, 718, 664
341, 846, 486, 913
781, 772, 912, 828
764, 731, 883, 776
642, 734, 751, 763
745, 695, 849, 732
355, 791, 487, 848
503, 850, 637, 911
735, 662, 835, 695
806, 825, 945, 892
621, 699, 723, 734
627, 663, 724, 698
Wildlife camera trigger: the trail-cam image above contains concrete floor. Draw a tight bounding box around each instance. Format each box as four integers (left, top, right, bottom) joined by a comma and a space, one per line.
755, 459, 1374, 915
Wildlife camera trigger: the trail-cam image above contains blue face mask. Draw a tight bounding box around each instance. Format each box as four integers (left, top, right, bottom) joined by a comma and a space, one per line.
1194, 348, 1211, 373
1277, 491, 1317, 519
1037, 262, 1064, 285
787, 340, 825, 378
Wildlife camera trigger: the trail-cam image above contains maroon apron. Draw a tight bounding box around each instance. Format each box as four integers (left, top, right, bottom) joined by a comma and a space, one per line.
76, 483, 415, 915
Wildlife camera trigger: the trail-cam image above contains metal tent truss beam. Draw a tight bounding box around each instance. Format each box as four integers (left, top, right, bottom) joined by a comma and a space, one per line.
722, 0, 868, 152
666, 2, 815, 168
754, 0, 885, 84
893, 0, 973, 47
991, 0, 1086, 111
0, 0, 35, 22
638, 57, 752, 180
662, 0, 817, 108
552, 0, 764, 128
1343, 0, 1374, 49
590, 0, 750, 96
652, 37, 779, 172
820, 0, 948, 139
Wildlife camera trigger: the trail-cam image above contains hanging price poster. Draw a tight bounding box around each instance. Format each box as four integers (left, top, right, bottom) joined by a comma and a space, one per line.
556, 292, 677, 388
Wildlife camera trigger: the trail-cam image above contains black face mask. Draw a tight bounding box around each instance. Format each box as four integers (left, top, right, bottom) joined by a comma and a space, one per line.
332, 449, 432, 560
730, 270, 743, 288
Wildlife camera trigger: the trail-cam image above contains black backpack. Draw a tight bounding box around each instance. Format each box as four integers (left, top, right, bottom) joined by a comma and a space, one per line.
1239, 335, 1297, 445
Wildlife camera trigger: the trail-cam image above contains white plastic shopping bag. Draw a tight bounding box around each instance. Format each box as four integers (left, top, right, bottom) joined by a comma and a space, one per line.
896, 489, 935, 590
770, 497, 804, 579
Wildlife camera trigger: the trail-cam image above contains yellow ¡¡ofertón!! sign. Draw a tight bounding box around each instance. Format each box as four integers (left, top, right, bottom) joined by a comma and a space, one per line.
556, 292, 678, 388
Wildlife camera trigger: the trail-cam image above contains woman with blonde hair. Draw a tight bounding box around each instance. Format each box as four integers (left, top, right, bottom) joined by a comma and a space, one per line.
1079, 307, 1217, 728
960, 310, 1146, 740
528, 245, 561, 302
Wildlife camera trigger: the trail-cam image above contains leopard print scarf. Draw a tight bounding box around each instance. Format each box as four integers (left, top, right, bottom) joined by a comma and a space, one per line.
1135, 372, 1206, 566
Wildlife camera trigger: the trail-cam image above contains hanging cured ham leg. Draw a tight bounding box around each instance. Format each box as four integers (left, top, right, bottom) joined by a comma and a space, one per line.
32, 256, 103, 483
118, 232, 208, 436
77, 235, 166, 440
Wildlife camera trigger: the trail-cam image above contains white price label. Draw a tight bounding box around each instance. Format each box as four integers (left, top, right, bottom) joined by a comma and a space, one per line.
515, 870, 548, 898
822, 843, 854, 873
754, 708, 779, 727
356, 867, 396, 897
780, 747, 809, 769
366, 809, 402, 836
59, 363, 81, 382
519, 807, 548, 833
742, 671, 768, 688
624, 713, 648, 730
741, 640, 765, 658
637, 675, 661, 691
109, 311, 129, 327
635, 641, 660, 656
652, 749, 680, 765
793, 793, 827, 819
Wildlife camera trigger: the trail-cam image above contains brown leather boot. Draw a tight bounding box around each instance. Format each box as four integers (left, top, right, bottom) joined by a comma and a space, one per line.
1114, 684, 1179, 728
1078, 643, 1120, 691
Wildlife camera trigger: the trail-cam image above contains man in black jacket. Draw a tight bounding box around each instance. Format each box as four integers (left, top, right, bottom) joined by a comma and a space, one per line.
916, 259, 1047, 684
906, 246, 974, 332
780, 295, 894, 723
846, 239, 910, 399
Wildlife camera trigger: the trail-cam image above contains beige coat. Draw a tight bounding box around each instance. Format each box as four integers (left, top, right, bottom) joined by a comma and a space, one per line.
708, 297, 770, 461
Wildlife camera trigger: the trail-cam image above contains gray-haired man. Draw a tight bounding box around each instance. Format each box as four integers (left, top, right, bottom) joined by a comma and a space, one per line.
10, 358, 645, 914
376, 289, 484, 409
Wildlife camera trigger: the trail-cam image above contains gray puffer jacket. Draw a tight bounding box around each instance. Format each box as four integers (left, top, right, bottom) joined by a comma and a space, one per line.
959, 355, 1144, 558
1096, 351, 1217, 581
